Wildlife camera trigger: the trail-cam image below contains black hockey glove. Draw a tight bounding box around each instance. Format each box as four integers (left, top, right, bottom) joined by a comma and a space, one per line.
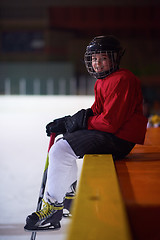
46, 116, 68, 136
46, 108, 93, 136
65, 108, 93, 133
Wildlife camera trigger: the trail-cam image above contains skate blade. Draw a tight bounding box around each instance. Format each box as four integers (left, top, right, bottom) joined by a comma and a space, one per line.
24, 222, 61, 232
63, 209, 72, 217
63, 213, 72, 217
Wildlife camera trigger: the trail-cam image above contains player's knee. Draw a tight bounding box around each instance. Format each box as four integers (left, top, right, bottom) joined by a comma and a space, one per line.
49, 139, 77, 165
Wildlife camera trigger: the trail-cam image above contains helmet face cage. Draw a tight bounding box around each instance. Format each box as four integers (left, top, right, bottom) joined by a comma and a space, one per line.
84, 36, 124, 79
84, 50, 119, 79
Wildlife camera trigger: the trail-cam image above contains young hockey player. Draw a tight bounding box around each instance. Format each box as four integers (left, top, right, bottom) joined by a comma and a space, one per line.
24, 35, 147, 231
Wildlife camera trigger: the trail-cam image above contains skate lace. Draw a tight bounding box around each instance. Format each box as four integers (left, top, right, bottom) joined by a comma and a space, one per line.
65, 194, 75, 200
35, 199, 63, 220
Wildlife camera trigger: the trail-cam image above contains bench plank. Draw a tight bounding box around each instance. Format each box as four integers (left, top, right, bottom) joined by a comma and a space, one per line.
67, 154, 132, 240
115, 128, 160, 240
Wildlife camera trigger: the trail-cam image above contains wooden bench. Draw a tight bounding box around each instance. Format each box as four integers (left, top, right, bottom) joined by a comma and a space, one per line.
115, 128, 160, 240
66, 128, 160, 240
66, 154, 132, 240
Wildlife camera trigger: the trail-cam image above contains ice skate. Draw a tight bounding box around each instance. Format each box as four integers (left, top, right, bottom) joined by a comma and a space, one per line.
63, 181, 77, 217
63, 192, 75, 217
24, 199, 63, 231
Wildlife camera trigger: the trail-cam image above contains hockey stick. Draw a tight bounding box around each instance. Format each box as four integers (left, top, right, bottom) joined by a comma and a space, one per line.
30, 133, 56, 240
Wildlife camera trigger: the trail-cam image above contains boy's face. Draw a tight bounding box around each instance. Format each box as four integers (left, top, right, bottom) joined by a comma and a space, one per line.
92, 53, 111, 73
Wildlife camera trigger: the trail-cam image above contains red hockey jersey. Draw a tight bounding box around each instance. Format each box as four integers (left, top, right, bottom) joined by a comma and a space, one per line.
88, 69, 147, 144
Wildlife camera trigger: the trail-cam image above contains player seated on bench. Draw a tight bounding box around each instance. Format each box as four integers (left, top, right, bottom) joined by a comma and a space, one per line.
24, 35, 147, 231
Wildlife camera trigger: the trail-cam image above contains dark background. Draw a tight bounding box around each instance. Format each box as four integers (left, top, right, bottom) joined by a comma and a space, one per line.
0, 0, 160, 116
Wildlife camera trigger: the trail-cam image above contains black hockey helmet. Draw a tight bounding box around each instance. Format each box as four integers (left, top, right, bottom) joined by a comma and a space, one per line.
84, 35, 125, 79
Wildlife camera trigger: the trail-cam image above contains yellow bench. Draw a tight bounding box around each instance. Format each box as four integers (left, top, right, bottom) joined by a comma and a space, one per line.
66, 154, 132, 240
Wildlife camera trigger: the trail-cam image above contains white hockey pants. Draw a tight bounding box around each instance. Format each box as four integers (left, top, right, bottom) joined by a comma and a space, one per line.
46, 138, 79, 203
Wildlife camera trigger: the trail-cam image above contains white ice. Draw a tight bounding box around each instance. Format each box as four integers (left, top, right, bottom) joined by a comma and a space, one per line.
0, 95, 94, 239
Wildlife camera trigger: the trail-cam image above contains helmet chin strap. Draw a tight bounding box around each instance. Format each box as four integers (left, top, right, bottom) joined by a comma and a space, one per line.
94, 66, 119, 79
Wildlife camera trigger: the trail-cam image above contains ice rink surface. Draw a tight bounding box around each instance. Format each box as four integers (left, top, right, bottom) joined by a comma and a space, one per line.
0, 95, 94, 240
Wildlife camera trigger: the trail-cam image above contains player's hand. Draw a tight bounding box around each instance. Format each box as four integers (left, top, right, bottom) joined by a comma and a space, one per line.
65, 108, 93, 132
46, 108, 93, 136
46, 117, 67, 136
